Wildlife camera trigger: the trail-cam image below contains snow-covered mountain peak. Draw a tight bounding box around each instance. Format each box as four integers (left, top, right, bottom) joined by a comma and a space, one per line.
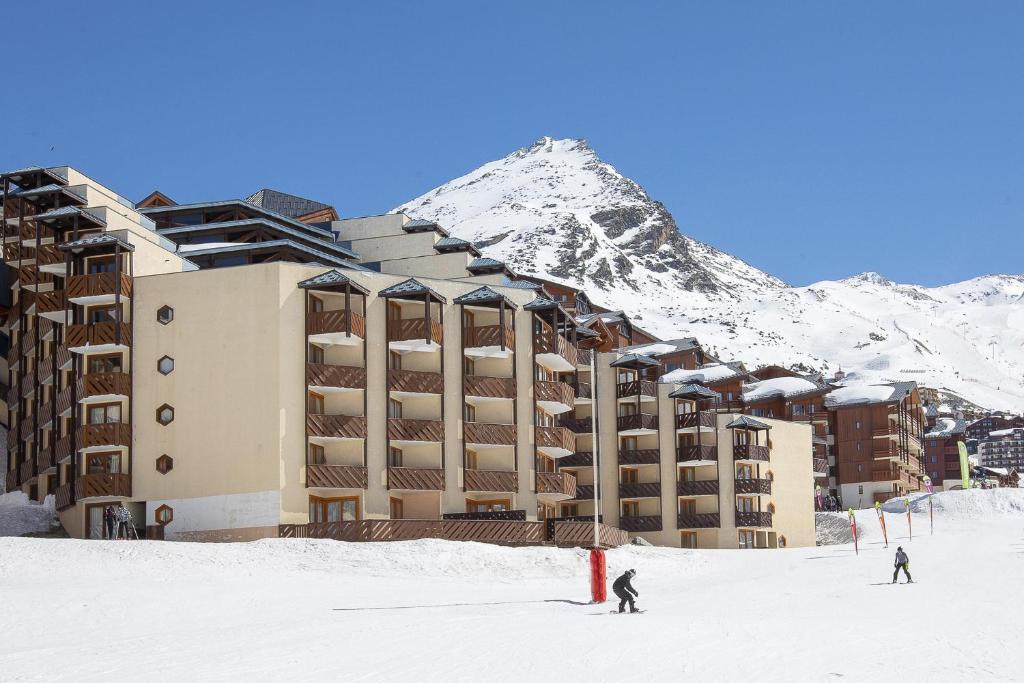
393, 138, 1024, 412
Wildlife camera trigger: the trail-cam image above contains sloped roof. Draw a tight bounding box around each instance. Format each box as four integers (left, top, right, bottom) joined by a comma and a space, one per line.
726, 416, 772, 430
402, 218, 450, 236
825, 381, 919, 408
59, 233, 134, 252
434, 236, 479, 254
157, 217, 356, 259
245, 188, 335, 220
610, 353, 661, 369
377, 278, 446, 303
668, 384, 721, 400
173, 239, 360, 268
742, 376, 830, 403
622, 338, 700, 356
31, 206, 107, 227
499, 277, 543, 290
297, 269, 369, 294
467, 257, 506, 271
925, 417, 968, 439
453, 285, 515, 308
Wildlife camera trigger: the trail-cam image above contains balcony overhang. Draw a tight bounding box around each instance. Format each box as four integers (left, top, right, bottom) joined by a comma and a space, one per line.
464, 344, 513, 360
535, 352, 575, 373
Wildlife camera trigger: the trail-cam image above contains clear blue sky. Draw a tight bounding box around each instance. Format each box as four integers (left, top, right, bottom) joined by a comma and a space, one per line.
3, 1, 1021, 286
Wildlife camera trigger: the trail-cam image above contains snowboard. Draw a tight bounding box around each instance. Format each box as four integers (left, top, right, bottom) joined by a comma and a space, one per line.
609, 610, 646, 614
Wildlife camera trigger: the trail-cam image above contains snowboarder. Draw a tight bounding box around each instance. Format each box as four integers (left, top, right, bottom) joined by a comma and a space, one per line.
612, 568, 639, 613
892, 546, 912, 583
103, 505, 115, 540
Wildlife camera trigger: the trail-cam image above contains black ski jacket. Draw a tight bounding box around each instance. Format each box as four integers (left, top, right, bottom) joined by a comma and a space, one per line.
895, 550, 909, 566
612, 573, 638, 596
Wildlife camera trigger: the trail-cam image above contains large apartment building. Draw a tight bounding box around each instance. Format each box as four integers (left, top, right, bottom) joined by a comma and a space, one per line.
923, 416, 967, 489
977, 427, 1024, 472
1, 165, 815, 549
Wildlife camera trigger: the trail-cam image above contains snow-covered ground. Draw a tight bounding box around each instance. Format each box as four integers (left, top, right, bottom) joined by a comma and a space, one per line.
2, 489, 1022, 681
0, 491, 58, 538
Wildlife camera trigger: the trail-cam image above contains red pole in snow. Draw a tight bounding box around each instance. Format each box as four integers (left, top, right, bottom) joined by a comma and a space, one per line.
904, 499, 912, 541
590, 548, 607, 602
848, 508, 858, 555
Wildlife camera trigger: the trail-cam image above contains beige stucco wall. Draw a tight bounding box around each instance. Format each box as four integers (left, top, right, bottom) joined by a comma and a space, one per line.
331, 214, 408, 240
380, 252, 473, 280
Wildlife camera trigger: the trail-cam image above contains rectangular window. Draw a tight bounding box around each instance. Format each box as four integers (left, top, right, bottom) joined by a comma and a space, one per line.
308, 444, 325, 465
389, 351, 402, 370
621, 468, 639, 484
87, 403, 121, 425
735, 464, 753, 479
309, 295, 324, 313
87, 353, 122, 374
87, 304, 118, 324
679, 499, 696, 515
736, 496, 754, 512
561, 503, 579, 517
738, 530, 755, 549
681, 531, 698, 549
621, 436, 638, 451
751, 408, 764, 417
86, 255, 118, 274
464, 403, 477, 423
792, 404, 805, 416
622, 501, 640, 518
309, 496, 359, 523
465, 449, 478, 470
309, 345, 324, 364
468, 499, 511, 513
85, 452, 121, 475
388, 398, 403, 419
308, 392, 324, 414
388, 447, 403, 467
463, 357, 475, 376
389, 497, 403, 519
679, 467, 696, 482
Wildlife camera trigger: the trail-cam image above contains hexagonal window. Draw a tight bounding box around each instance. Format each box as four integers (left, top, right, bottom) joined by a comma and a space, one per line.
157, 305, 174, 325
156, 404, 175, 425
156, 454, 173, 474
154, 504, 173, 526
157, 355, 174, 375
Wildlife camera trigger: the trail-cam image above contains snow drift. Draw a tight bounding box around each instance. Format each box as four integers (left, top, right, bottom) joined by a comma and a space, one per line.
0, 491, 58, 537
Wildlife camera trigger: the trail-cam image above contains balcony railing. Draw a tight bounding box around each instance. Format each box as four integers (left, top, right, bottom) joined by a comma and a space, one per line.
67, 272, 132, 300
307, 464, 368, 489
55, 433, 76, 462
551, 521, 630, 548
5, 468, 19, 492
677, 444, 717, 463
36, 289, 67, 316
676, 411, 715, 430
306, 363, 367, 390
464, 469, 519, 492
618, 515, 663, 532
735, 511, 773, 528
616, 380, 657, 399
618, 481, 661, 498
307, 309, 367, 339
79, 423, 132, 449
18, 267, 54, 288
55, 481, 75, 510
574, 382, 592, 399
388, 466, 445, 490
559, 451, 594, 468
677, 512, 721, 529
78, 372, 131, 399
618, 448, 660, 465
74, 473, 132, 500
302, 519, 546, 545
559, 416, 592, 434
812, 457, 829, 475
388, 418, 444, 443
35, 242, 63, 268
388, 368, 443, 394
37, 447, 54, 472
576, 348, 592, 366
306, 414, 368, 440
536, 425, 575, 453
535, 380, 575, 411
534, 326, 577, 367
677, 480, 720, 496
463, 422, 516, 446
463, 325, 514, 350
734, 478, 772, 495
19, 459, 35, 483
573, 484, 595, 500
617, 413, 658, 432
537, 471, 577, 498
733, 443, 770, 462
388, 318, 443, 345
66, 322, 131, 349
463, 375, 516, 399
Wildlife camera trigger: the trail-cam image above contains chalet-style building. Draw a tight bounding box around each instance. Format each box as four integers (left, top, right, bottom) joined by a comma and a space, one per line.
977, 427, 1024, 473
824, 382, 927, 506
923, 416, 967, 490
965, 414, 1024, 454
1, 165, 815, 550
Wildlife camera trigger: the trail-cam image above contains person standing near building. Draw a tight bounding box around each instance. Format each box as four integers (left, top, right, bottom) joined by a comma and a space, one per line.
612, 569, 639, 613
103, 505, 115, 540
892, 546, 912, 584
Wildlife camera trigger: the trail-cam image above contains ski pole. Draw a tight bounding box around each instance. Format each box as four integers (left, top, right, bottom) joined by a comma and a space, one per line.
848, 508, 858, 555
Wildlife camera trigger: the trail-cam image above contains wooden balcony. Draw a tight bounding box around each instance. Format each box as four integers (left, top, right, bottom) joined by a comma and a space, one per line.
35, 242, 64, 269
20, 459, 35, 483
616, 380, 658, 399
464, 375, 516, 399
735, 511, 773, 528
734, 478, 772, 495
306, 363, 366, 390
304, 519, 545, 545
307, 414, 367, 440
79, 423, 132, 449
534, 326, 577, 370
677, 480, 720, 496
576, 348, 592, 367
463, 324, 514, 351
618, 448, 661, 465
464, 469, 519, 492
6, 384, 18, 405
36, 289, 68, 318
307, 464, 368, 489
388, 466, 445, 490
3, 242, 25, 262
872, 425, 896, 438
871, 468, 898, 483
676, 411, 715, 430
559, 451, 594, 468
78, 372, 131, 400
388, 418, 444, 443
66, 322, 131, 350
677, 444, 718, 463
677, 512, 721, 529
388, 318, 443, 345
535, 425, 575, 456
54, 433, 76, 462
537, 471, 577, 498
551, 521, 630, 548
55, 481, 75, 510
18, 266, 54, 288
37, 447, 54, 472
56, 345, 71, 369
74, 473, 131, 500
574, 382, 592, 400
37, 359, 54, 385
388, 368, 443, 394
618, 515, 663, 532
617, 413, 658, 433
37, 401, 53, 428
619, 481, 661, 499
559, 416, 593, 434
57, 385, 74, 416
21, 370, 35, 397
67, 272, 132, 301
534, 380, 574, 413
6, 469, 19, 493
463, 422, 517, 446
813, 457, 829, 475
573, 484, 595, 500
733, 443, 770, 462
307, 309, 367, 340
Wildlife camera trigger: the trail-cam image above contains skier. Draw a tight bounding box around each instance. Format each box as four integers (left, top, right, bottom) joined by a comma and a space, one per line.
892, 546, 912, 584
103, 505, 115, 540
612, 568, 639, 613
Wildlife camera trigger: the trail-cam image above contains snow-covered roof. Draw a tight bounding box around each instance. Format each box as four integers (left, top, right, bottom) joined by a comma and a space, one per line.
59, 233, 135, 252
825, 382, 916, 408
621, 338, 700, 357
659, 363, 739, 385
610, 353, 660, 369
926, 417, 967, 439
452, 285, 515, 308
378, 278, 446, 302
668, 384, 721, 400
726, 416, 771, 430
988, 428, 1022, 438
742, 376, 826, 403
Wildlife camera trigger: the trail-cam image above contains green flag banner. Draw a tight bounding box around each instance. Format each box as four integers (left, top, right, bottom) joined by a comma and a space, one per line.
957, 441, 971, 490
